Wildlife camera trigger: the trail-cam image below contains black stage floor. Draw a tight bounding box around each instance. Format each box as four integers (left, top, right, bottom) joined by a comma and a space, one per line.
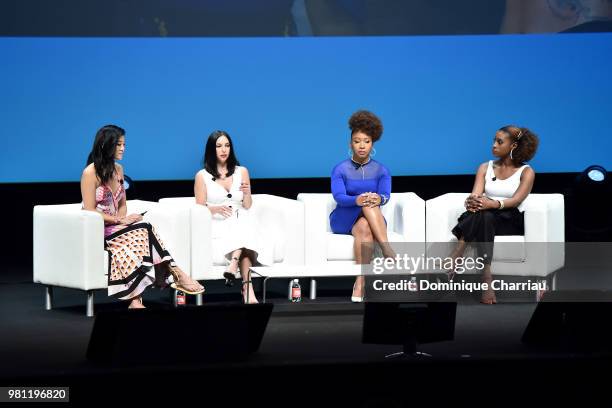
1, 277, 611, 406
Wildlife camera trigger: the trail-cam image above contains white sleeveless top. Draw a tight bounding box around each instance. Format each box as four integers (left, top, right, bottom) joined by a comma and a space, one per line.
484, 160, 529, 211
198, 166, 245, 209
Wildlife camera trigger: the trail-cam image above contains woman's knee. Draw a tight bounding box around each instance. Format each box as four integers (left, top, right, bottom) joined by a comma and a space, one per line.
361, 205, 381, 216
353, 219, 373, 239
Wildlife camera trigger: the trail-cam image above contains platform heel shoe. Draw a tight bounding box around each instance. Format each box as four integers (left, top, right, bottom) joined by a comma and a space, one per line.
351, 282, 364, 303
223, 257, 241, 287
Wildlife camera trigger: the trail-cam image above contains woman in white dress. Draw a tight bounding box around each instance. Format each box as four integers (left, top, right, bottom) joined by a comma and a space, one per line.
194, 130, 269, 304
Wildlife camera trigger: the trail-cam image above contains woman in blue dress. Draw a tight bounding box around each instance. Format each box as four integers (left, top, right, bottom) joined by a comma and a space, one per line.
330, 110, 394, 302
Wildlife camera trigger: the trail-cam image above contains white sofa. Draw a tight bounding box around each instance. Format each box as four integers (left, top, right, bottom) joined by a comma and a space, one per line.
297, 193, 426, 276
158, 194, 305, 288
33, 200, 174, 316
425, 193, 565, 290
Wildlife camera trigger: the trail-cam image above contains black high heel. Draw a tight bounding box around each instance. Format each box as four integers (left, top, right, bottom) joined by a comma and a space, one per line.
223, 257, 240, 287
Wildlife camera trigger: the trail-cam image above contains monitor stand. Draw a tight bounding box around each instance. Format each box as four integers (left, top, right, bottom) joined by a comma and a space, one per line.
384, 306, 433, 359
384, 335, 433, 358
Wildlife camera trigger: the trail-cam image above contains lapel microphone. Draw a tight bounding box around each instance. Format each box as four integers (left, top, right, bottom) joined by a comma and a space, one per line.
492, 176, 497, 181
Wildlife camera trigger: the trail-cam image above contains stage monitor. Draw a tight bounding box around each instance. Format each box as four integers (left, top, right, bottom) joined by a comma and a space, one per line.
87, 303, 273, 366
522, 290, 612, 352
362, 302, 456, 357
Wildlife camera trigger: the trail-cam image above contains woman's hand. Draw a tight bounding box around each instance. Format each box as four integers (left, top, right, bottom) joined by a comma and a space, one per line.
366, 193, 381, 207
356, 192, 381, 207
356, 193, 368, 207
470, 196, 499, 212
118, 213, 143, 225
465, 194, 481, 212
239, 182, 251, 196
209, 205, 233, 218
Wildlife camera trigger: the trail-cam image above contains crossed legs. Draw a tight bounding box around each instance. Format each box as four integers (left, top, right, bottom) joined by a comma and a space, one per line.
351, 206, 395, 300
227, 249, 258, 304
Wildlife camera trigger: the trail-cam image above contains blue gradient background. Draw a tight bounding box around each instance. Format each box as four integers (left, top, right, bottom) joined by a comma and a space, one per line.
1, 34, 611, 182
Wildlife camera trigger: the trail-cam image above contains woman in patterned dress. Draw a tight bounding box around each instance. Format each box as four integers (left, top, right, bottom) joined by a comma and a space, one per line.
81, 125, 204, 309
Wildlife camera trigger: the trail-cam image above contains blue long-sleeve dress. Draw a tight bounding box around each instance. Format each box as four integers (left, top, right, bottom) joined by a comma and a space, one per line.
329, 158, 392, 234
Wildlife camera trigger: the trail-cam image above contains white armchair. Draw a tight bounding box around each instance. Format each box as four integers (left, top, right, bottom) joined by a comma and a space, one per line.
425, 193, 565, 286
158, 194, 305, 283
33, 200, 166, 316
297, 193, 426, 275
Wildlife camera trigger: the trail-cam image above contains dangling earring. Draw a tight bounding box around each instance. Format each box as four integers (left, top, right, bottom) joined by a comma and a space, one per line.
510, 148, 515, 160
370, 148, 377, 157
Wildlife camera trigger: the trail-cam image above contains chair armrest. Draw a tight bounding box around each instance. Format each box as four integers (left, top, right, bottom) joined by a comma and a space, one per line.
297, 193, 331, 265
425, 193, 469, 242
249, 194, 305, 265
389, 192, 425, 242
523, 194, 565, 242
33, 205, 107, 290
146, 203, 191, 276
190, 203, 213, 280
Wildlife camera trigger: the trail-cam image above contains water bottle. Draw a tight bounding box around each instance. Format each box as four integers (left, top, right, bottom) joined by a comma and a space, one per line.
291, 279, 302, 303
176, 290, 186, 306
408, 276, 418, 292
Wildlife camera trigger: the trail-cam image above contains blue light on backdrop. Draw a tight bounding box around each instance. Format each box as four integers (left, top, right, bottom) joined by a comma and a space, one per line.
1, 33, 611, 182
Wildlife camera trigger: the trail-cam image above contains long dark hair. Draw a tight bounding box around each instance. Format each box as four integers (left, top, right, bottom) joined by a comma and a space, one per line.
86, 125, 125, 185
204, 130, 240, 179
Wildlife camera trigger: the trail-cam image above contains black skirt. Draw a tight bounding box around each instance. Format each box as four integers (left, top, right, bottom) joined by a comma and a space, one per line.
451, 208, 524, 264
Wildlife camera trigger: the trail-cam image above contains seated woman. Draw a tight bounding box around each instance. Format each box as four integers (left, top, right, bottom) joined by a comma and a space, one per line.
329, 110, 394, 303
449, 125, 539, 304
194, 130, 269, 304
81, 125, 204, 309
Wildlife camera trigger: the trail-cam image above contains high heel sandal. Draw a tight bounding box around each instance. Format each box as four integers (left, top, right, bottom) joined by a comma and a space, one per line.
351, 282, 364, 303
168, 265, 205, 295
223, 257, 241, 287
241, 280, 258, 304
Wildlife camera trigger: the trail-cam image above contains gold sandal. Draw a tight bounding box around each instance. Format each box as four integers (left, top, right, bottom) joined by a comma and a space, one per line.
169, 265, 205, 295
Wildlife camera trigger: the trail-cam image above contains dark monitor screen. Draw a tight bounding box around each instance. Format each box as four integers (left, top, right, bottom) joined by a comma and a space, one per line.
362, 302, 456, 346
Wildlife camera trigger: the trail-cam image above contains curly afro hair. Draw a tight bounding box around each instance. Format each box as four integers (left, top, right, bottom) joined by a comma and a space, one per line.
348, 110, 383, 142
499, 125, 539, 164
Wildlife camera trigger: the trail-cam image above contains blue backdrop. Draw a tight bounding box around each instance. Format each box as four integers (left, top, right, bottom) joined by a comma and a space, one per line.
1, 33, 611, 182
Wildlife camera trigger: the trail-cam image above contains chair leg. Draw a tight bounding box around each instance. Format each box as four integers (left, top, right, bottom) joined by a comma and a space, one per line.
263, 277, 270, 303
86, 290, 94, 317
310, 279, 317, 300
536, 278, 549, 302
196, 293, 203, 306
551, 273, 557, 291
172, 289, 178, 307
45, 286, 53, 310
